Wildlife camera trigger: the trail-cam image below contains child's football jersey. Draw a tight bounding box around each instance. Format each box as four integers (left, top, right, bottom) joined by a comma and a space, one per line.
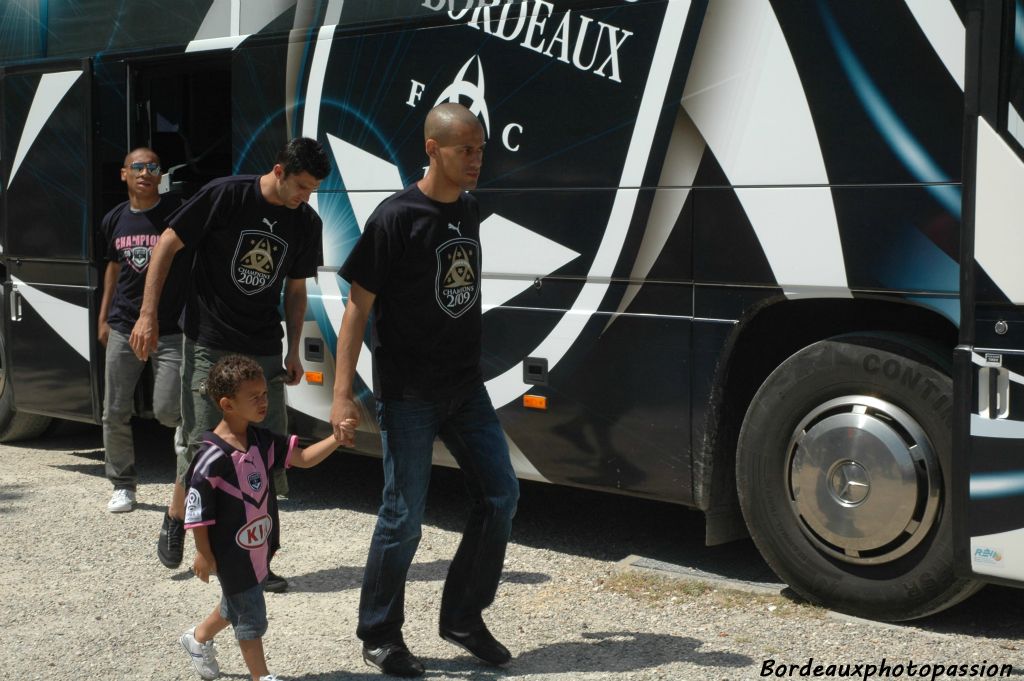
184, 426, 297, 594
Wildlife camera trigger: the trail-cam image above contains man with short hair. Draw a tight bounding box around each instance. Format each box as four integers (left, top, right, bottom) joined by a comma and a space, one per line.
331, 103, 519, 677
131, 138, 332, 591
99, 147, 187, 513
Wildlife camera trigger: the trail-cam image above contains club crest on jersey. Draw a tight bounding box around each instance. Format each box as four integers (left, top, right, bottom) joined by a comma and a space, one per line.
232, 229, 288, 295
247, 472, 263, 492
435, 238, 479, 318
235, 514, 273, 550
127, 246, 151, 272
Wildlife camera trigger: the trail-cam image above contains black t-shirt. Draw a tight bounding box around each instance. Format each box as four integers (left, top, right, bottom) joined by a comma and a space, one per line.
169, 175, 323, 355
339, 183, 483, 400
102, 196, 188, 336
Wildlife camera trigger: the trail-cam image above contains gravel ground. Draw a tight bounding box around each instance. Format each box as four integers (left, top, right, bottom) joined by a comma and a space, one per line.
3, 421, 1024, 681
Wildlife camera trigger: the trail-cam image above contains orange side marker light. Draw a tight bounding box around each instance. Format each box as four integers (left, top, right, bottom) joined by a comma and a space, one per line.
523, 394, 547, 410
305, 371, 324, 385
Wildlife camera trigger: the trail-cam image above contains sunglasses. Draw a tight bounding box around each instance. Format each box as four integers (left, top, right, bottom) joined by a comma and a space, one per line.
126, 162, 162, 175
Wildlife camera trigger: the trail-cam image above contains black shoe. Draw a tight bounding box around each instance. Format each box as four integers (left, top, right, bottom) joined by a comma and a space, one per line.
157, 513, 185, 569
264, 568, 288, 593
362, 641, 425, 677
439, 624, 512, 666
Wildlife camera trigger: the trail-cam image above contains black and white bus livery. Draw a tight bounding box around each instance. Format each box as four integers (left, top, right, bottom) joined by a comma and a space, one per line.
2, 0, 1022, 621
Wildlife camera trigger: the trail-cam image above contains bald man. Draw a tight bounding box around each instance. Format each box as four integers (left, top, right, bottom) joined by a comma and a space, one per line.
331, 103, 518, 677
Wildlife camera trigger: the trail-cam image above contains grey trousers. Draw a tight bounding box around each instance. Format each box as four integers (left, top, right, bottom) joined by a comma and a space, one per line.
103, 329, 185, 490
176, 338, 289, 495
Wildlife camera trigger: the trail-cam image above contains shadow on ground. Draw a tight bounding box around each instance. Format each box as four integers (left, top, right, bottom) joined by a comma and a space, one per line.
280, 631, 749, 680
288, 558, 550, 594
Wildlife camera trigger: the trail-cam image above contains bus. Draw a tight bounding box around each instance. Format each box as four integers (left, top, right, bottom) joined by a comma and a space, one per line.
1, 0, 1020, 622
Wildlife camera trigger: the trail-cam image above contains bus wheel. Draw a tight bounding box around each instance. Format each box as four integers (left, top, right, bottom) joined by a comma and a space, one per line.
0, 350, 50, 443
736, 334, 981, 621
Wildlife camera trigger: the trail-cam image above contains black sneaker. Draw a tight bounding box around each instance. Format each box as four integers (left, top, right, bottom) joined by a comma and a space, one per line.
157, 513, 185, 569
264, 568, 289, 593
362, 641, 424, 677
439, 624, 512, 666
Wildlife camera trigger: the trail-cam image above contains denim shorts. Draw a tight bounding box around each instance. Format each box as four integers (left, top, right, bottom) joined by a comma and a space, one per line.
220, 581, 267, 640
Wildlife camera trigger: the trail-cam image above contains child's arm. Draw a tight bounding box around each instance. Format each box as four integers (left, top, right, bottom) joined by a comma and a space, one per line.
191, 526, 218, 583
288, 432, 344, 469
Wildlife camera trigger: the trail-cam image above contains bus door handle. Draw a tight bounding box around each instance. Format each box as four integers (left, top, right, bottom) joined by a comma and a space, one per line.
978, 366, 1010, 419
9, 286, 21, 322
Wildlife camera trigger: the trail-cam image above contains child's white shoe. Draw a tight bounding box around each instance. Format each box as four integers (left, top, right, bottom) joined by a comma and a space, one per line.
180, 627, 220, 679
258, 676, 282, 680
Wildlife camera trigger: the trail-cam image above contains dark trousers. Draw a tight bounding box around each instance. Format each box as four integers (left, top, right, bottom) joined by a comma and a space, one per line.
357, 384, 519, 645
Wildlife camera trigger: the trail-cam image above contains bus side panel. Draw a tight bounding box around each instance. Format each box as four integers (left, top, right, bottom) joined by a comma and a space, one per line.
1, 63, 99, 422
5, 265, 97, 421
228, 1, 705, 499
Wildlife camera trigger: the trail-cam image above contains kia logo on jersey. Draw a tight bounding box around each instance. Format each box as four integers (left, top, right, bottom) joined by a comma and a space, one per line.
235, 514, 273, 550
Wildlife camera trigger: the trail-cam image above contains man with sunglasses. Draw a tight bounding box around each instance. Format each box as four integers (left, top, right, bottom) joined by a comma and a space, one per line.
99, 147, 187, 514
129, 138, 331, 592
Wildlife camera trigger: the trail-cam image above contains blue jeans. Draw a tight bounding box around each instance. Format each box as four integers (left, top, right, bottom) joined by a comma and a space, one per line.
357, 384, 519, 646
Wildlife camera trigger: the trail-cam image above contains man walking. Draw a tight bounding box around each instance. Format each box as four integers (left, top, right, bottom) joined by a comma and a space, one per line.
99, 147, 186, 513
130, 138, 331, 591
331, 103, 519, 677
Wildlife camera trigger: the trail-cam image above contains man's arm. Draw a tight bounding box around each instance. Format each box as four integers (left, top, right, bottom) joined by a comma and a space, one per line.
283, 277, 308, 386
330, 281, 376, 447
97, 261, 120, 347
128, 227, 185, 360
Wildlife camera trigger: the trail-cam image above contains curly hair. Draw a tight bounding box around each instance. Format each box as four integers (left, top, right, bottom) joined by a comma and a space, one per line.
206, 354, 264, 404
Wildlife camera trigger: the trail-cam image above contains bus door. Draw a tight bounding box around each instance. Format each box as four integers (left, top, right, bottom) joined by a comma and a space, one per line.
957, 0, 1024, 586
0, 59, 100, 422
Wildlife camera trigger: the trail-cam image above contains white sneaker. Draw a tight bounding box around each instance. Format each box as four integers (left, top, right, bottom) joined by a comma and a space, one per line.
106, 488, 135, 513
180, 627, 220, 680
259, 676, 282, 681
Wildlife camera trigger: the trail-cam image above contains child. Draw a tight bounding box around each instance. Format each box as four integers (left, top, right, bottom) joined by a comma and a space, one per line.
178, 354, 350, 681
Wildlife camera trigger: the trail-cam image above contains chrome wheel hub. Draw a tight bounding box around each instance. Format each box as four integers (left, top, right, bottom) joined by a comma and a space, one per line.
828, 460, 870, 505
786, 396, 941, 565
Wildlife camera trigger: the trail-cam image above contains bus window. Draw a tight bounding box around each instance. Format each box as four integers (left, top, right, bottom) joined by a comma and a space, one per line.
129, 55, 232, 201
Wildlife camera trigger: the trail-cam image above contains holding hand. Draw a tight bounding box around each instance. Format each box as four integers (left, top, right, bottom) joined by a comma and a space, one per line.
334, 418, 357, 446
330, 398, 360, 448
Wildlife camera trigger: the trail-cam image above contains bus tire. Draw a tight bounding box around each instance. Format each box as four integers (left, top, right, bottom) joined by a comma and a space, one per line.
0, 371, 51, 443
736, 334, 981, 621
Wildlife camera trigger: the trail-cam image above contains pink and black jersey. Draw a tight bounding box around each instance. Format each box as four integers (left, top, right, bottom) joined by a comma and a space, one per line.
183, 426, 298, 595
